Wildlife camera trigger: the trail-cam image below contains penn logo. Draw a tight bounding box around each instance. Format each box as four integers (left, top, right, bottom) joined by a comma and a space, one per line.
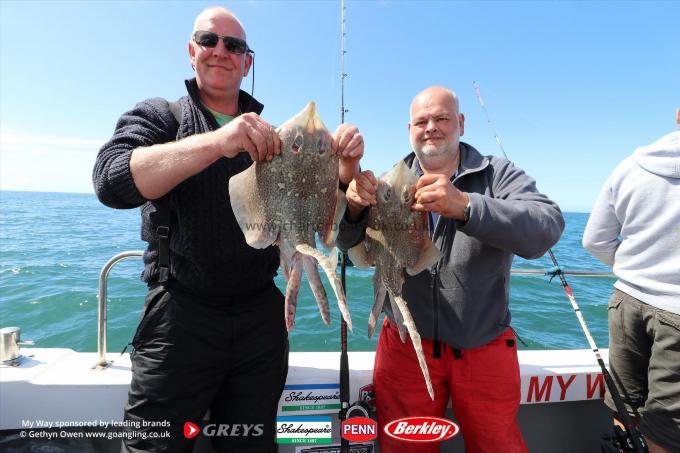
383, 416, 459, 442
184, 421, 200, 439
341, 417, 377, 442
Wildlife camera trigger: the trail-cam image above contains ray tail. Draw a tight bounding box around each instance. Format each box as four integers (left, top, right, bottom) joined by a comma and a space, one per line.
392, 292, 435, 400
284, 254, 303, 332
295, 244, 352, 331
368, 276, 386, 339
388, 292, 407, 342
302, 256, 331, 326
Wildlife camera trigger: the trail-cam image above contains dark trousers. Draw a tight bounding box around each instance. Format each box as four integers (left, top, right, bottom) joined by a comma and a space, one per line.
607, 287, 680, 452
122, 282, 289, 452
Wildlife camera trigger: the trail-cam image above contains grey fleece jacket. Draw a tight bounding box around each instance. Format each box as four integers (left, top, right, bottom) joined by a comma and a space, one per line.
337, 143, 565, 349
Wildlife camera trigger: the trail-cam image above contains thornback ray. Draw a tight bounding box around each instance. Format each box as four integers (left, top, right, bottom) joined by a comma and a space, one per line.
229, 101, 350, 332
348, 160, 442, 400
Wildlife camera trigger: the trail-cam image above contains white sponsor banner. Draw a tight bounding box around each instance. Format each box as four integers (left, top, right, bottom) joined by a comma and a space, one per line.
521, 372, 605, 404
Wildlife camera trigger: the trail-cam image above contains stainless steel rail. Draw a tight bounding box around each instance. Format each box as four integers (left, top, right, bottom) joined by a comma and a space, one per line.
511, 269, 613, 277
93, 251, 614, 368
95, 250, 144, 368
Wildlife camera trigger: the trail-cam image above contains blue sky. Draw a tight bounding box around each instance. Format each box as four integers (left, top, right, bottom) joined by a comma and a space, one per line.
1, 1, 678, 212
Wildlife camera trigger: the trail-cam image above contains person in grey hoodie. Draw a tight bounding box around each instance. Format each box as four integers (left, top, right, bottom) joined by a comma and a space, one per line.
338, 86, 564, 453
582, 110, 680, 453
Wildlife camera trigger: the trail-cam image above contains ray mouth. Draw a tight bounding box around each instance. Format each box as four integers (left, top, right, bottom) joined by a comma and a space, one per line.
291, 133, 304, 154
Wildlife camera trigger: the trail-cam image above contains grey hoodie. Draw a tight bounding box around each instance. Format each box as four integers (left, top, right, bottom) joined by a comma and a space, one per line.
338, 143, 565, 349
583, 131, 680, 315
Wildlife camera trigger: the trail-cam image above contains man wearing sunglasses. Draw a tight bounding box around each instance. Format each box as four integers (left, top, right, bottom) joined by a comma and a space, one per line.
93, 6, 364, 453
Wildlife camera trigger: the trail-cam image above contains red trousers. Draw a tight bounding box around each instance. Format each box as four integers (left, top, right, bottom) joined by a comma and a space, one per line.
373, 319, 527, 453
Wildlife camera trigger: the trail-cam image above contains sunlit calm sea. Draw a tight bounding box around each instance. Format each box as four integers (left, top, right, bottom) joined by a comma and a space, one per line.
0, 190, 613, 354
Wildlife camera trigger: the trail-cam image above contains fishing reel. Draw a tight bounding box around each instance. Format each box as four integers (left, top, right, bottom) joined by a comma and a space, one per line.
600, 425, 648, 453
341, 384, 375, 420
344, 400, 372, 419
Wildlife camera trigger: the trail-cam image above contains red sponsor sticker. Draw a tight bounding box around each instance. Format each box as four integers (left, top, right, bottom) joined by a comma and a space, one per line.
358, 384, 376, 408
341, 417, 378, 442
383, 416, 459, 443
184, 421, 200, 439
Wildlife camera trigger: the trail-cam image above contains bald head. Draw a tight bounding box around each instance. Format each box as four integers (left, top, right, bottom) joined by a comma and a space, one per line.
410, 86, 459, 122
193, 6, 246, 40
408, 86, 465, 171
188, 5, 252, 113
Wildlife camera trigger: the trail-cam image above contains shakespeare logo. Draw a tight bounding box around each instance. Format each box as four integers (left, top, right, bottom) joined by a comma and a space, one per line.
276, 416, 332, 444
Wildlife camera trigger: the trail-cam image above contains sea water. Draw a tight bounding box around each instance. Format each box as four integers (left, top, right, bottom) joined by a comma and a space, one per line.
0, 190, 613, 354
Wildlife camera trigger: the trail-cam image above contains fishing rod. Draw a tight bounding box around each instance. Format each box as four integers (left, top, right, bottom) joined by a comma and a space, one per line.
472, 82, 648, 453
338, 2, 351, 452
338, 7, 374, 450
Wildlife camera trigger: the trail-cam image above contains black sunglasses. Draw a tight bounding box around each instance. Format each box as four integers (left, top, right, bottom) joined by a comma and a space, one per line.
193, 31, 253, 54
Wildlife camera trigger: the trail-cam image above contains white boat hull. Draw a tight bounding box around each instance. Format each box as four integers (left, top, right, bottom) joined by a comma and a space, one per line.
1, 348, 613, 452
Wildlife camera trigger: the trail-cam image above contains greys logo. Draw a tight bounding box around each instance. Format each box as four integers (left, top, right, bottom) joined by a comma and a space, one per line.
184, 422, 264, 438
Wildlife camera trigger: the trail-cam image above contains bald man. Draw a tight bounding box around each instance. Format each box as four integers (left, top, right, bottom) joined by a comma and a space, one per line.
338, 86, 564, 452
93, 7, 363, 452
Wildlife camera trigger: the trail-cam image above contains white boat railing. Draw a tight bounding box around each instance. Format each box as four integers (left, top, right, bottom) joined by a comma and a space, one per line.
94, 251, 614, 368
511, 269, 613, 277
95, 250, 143, 368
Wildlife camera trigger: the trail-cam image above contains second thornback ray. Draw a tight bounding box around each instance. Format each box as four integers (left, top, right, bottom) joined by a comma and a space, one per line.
348, 161, 442, 400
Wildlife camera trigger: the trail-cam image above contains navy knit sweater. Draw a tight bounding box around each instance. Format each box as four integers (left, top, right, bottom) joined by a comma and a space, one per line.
92, 79, 279, 298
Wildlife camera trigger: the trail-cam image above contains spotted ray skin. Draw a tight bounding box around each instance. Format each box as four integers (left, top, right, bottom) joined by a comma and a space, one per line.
229, 102, 350, 332
349, 161, 442, 400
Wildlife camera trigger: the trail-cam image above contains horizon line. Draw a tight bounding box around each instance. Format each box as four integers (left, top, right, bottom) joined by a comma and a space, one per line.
0, 189, 592, 214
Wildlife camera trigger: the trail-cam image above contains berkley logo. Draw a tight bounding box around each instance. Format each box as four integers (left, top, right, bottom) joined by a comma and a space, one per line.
341, 417, 377, 442
184, 422, 200, 439
383, 416, 459, 442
